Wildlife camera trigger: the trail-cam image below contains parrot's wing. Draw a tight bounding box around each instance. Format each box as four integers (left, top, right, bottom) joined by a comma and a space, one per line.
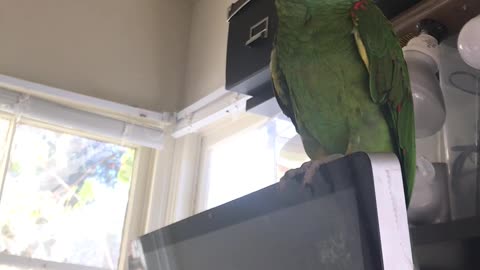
271, 48, 298, 130
351, 0, 416, 197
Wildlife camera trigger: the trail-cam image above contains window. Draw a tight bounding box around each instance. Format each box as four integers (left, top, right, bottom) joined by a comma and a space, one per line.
0, 116, 136, 269
196, 113, 309, 211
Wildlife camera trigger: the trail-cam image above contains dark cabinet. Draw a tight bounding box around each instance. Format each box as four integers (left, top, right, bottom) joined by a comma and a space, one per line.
226, 0, 277, 112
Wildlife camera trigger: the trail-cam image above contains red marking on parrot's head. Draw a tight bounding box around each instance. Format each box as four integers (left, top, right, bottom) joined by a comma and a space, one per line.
353, 0, 368, 11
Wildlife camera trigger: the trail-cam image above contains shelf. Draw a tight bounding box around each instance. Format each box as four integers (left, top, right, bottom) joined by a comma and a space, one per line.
410, 216, 480, 246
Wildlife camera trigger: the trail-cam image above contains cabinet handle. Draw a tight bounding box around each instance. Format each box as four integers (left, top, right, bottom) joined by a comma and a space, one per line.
245, 17, 269, 47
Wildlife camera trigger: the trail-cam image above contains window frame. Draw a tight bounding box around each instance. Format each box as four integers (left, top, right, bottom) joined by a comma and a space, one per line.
0, 112, 155, 270
0, 112, 16, 201
193, 113, 270, 213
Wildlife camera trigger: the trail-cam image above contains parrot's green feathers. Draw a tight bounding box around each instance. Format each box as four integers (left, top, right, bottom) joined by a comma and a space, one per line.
272, 0, 416, 201
271, 48, 297, 129
351, 0, 416, 198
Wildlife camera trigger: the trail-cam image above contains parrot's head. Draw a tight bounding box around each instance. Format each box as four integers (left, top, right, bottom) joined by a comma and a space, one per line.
275, 0, 357, 7
275, 0, 356, 24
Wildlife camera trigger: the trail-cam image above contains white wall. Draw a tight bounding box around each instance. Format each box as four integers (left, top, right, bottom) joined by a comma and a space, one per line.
0, 0, 192, 112
180, 0, 234, 109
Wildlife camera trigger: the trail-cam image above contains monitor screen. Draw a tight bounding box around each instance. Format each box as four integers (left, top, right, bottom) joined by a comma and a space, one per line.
132, 153, 412, 270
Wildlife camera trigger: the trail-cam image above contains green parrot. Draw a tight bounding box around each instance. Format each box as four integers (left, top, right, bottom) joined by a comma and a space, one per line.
271, 0, 416, 199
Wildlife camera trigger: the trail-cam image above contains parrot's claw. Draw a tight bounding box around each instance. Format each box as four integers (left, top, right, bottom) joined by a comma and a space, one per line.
280, 154, 344, 191
281, 161, 310, 182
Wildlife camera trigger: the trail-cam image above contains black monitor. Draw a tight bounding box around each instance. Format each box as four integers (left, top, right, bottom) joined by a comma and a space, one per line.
131, 153, 413, 270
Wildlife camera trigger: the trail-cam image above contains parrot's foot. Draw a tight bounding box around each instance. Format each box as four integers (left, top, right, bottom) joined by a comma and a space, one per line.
280, 154, 344, 188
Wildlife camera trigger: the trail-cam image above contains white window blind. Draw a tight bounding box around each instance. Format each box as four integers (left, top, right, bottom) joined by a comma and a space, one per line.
0, 87, 164, 149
